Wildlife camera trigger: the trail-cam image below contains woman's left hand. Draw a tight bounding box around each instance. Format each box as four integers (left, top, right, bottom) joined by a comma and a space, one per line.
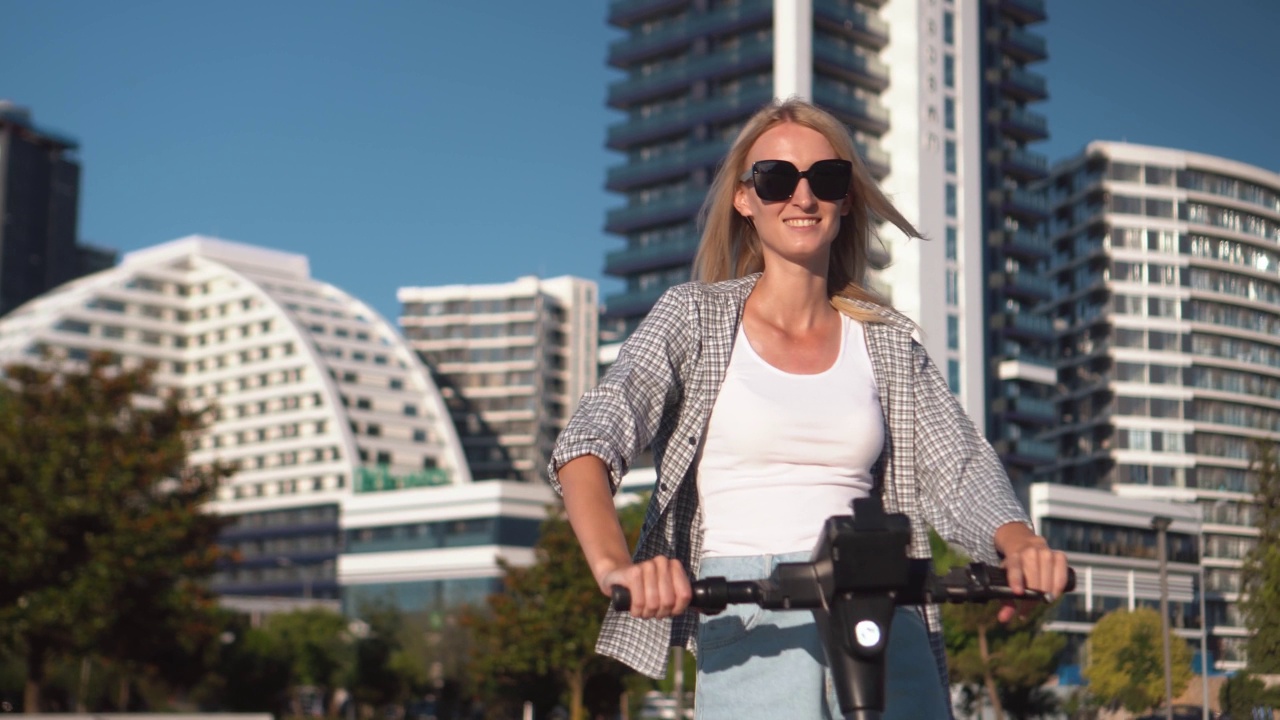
993, 522, 1070, 623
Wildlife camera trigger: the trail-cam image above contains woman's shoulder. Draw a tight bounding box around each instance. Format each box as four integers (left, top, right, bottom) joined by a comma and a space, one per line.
663, 274, 760, 304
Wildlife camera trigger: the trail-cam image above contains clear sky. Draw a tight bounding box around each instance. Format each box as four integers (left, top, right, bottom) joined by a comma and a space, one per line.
2, 1, 1277, 325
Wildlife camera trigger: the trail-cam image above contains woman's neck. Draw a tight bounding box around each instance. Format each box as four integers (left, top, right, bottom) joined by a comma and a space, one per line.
749, 265, 835, 331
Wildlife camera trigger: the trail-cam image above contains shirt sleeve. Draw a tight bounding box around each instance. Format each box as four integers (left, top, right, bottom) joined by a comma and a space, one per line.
547, 283, 698, 495
909, 340, 1033, 565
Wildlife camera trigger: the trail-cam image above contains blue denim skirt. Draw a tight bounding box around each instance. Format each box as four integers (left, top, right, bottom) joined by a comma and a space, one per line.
694, 552, 951, 719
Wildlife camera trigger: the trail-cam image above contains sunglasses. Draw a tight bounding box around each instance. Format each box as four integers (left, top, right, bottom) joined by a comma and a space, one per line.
739, 159, 853, 202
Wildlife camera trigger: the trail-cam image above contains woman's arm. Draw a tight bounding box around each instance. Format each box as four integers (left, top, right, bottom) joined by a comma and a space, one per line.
559, 455, 691, 618
909, 341, 1069, 609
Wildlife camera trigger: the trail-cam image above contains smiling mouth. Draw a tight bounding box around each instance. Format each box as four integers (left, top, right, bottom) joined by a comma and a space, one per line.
784, 218, 820, 227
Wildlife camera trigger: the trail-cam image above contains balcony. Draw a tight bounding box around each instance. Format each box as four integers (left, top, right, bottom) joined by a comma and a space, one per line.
812, 36, 891, 92
995, 270, 1054, 302
607, 84, 775, 149
813, 85, 890, 135
605, 188, 707, 234
1001, 146, 1049, 180
606, 140, 730, 191
1001, 187, 1050, 221
608, 0, 691, 27
1006, 395, 1058, 423
993, 309, 1053, 339
1013, 438, 1059, 461
813, 0, 890, 50
608, 0, 772, 66
998, 0, 1047, 24
1001, 66, 1049, 101
856, 141, 891, 179
1000, 106, 1049, 141
605, 232, 702, 276
1000, 25, 1047, 62
995, 228, 1051, 260
604, 284, 672, 319
608, 36, 773, 108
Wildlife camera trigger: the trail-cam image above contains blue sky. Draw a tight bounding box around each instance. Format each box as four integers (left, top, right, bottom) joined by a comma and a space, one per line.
2, 1, 1277, 324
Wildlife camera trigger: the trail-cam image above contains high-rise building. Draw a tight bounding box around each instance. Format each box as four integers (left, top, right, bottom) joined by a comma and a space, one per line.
0, 101, 117, 316
600, 1, 1051, 440
1042, 142, 1280, 669
398, 276, 599, 484
0, 236, 554, 616
975, 0, 1056, 494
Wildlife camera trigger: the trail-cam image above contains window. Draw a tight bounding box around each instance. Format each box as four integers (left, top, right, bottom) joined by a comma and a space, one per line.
943, 54, 955, 88
944, 97, 955, 130
944, 140, 956, 174
947, 359, 961, 394
945, 183, 958, 218
945, 226, 957, 260
947, 315, 959, 350
943, 10, 954, 45
945, 269, 959, 306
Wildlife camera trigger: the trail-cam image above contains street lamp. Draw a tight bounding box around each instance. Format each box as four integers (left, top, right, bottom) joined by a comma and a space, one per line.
1152, 515, 1174, 720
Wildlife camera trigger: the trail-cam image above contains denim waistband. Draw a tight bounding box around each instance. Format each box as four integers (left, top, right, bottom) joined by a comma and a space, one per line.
698, 551, 812, 581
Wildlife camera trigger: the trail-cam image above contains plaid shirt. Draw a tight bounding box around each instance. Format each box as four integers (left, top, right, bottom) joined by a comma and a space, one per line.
548, 274, 1030, 684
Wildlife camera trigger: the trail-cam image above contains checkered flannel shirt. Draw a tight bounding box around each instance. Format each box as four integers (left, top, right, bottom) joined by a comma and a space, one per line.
548, 273, 1031, 685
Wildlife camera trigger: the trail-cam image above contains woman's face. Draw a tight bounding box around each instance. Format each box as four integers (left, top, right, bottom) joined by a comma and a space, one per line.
733, 122, 851, 272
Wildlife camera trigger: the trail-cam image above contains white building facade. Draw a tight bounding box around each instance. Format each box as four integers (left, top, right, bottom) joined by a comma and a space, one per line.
1042, 142, 1280, 668
0, 236, 551, 614
398, 276, 598, 484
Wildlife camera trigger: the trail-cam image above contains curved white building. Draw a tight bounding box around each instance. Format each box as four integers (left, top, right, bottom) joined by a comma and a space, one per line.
0, 236, 548, 608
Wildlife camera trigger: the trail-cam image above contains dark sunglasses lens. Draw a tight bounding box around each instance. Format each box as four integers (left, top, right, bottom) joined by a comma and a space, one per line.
753, 161, 800, 201
807, 160, 853, 200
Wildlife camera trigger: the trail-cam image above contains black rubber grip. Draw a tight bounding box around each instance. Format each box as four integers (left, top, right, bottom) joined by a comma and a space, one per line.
611, 585, 632, 612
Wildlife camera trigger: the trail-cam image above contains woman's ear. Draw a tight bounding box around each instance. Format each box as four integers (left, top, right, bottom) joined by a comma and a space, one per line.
840, 193, 852, 216
734, 185, 752, 219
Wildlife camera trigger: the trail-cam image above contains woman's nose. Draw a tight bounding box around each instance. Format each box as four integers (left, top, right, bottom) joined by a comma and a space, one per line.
790, 177, 818, 208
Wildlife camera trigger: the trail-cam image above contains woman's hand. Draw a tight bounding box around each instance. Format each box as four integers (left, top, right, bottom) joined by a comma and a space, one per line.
599, 556, 693, 619
993, 522, 1070, 623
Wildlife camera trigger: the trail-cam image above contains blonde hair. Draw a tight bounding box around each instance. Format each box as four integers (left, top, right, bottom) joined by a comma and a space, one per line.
692, 98, 922, 322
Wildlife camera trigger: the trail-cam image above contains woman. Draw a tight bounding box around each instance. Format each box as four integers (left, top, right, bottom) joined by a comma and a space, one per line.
548, 99, 1069, 719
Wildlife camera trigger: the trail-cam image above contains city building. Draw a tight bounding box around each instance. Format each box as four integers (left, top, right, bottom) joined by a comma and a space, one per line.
1042, 142, 1280, 668
1028, 483, 1205, 674
599, 1, 1053, 459
0, 236, 551, 616
398, 276, 598, 484
0, 101, 117, 316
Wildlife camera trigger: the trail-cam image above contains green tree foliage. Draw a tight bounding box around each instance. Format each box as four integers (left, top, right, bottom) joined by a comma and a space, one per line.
464, 500, 646, 720
1219, 672, 1280, 719
0, 354, 231, 711
932, 533, 1066, 720
1241, 439, 1280, 673
1084, 607, 1192, 714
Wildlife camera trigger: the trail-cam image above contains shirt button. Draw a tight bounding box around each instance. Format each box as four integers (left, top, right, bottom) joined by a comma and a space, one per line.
688, 436, 697, 445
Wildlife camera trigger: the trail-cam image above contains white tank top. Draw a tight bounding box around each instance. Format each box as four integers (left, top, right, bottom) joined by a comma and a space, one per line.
697, 313, 884, 558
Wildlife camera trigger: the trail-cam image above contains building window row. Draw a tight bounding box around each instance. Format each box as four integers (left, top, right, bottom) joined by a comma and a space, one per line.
1112, 260, 1180, 286
403, 297, 538, 317
1178, 167, 1280, 214
1188, 234, 1279, 274
1189, 366, 1280, 399
1188, 300, 1280, 335
1109, 194, 1175, 219
1189, 268, 1280, 305
1194, 399, 1280, 433
1116, 428, 1186, 453
1183, 201, 1280, 242
1117, 463, 1188, 488
1192, 334, 1280, 370
1041, 517, 1199, 563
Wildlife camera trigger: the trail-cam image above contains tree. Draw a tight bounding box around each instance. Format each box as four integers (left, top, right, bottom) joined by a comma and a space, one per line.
1084, 607, 1192, 714
1218, 672, 1280, 720
932, 533, 1066, 720
1241, 439, 1280, 673
464, 500, 646, 720
0, 354, 230, 711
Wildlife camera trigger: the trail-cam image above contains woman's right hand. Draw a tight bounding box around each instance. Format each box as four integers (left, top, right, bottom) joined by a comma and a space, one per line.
600, 556, 692, 619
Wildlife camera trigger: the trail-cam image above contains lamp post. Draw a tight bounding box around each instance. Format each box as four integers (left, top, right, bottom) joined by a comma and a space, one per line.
1152, 515, 1174, 720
